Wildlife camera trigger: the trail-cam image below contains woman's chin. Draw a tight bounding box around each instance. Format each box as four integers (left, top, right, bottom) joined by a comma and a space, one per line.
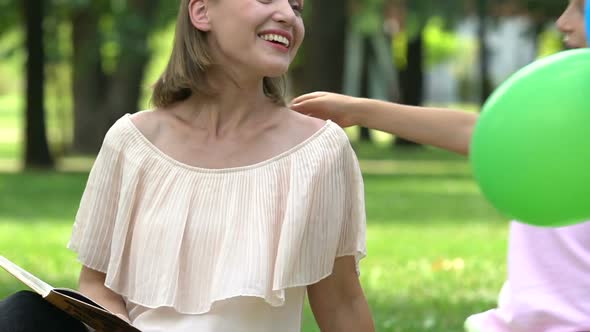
259, 62, 290, 77
262, 69, 288, 78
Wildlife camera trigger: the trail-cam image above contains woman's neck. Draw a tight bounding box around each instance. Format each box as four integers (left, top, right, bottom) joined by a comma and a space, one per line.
171, 73, 281, 138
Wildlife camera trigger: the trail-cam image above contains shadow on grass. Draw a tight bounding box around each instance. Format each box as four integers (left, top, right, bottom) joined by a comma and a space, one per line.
353, 142, 467, 162
363, 174, 504, 225
0, 171, 503, 225
0, 172, 88, 222
366, 191, 504, 224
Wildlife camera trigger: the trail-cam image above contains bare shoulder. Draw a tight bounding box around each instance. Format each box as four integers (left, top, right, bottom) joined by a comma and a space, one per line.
128, 110, 164, 142
282, 109, 327, 138
283, 109, 351, 145
262, 109, 328, 153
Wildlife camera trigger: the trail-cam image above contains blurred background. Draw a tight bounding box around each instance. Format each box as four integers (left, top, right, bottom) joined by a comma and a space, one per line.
0, 0, 569, 331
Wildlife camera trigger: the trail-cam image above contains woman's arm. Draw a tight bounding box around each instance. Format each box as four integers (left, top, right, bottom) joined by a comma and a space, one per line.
307, 256, 374, 332
78, 266, 130, 322
291, 92, 478, 156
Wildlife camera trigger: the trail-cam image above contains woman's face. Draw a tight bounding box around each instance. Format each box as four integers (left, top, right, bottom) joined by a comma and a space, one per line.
557, 0, 587, 49
202, 0, 305, 79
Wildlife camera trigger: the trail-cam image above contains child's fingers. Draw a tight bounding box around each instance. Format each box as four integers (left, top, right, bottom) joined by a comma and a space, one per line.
291, 91, 327, 105
290, 102, 314, 115
290, 100, 322, 114
291, 103, 327, 120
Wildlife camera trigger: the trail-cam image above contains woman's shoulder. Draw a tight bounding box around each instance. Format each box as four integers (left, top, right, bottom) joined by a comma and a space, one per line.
285, 109, 327, 133
280, 109, 349, 147
127, 110, 164, 144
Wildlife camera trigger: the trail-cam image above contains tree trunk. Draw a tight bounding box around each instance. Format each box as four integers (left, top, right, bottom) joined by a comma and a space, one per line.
478, 0, 492, 104
71, 8, 107, 154
23, 0, 54, 169
359, 36, 373, 142
395, 32, 424, 148
70, 0, 159, 152
103, 42, 151, 129
103, 0, 159, 132
303, 0, 347, 93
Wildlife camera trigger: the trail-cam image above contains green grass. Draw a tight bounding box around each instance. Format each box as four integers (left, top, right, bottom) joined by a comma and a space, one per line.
0, 94, 23, 160
0, 164, 508, 332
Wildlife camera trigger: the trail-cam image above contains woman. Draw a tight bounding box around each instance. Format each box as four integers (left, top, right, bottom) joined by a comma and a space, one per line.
0, 0, 374, 331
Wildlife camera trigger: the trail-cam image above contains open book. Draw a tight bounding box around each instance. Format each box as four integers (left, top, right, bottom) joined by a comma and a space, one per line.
0, 255, 141, 332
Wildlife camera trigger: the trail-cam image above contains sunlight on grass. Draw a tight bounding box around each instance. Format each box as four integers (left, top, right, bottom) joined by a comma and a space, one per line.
0, 221, 81, 293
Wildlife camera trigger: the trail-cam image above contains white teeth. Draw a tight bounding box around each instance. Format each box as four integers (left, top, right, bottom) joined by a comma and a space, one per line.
260, 34, 290, 47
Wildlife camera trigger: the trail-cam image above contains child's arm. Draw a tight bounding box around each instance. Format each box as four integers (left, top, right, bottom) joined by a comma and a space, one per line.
291, 92, 478, 156
307, 256, 374, 332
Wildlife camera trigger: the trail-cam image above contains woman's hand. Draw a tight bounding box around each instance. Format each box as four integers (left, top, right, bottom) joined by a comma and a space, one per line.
290, 92, 363, 128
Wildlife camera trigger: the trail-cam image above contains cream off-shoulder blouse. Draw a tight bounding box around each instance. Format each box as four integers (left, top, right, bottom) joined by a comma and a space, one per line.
68, 114, 367, 332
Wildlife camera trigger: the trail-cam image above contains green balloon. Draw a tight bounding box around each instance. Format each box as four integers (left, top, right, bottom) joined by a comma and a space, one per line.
471, 49, 590, 227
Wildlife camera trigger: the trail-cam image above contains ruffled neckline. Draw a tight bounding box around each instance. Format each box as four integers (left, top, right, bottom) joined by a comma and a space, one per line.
122, 114, 334, 174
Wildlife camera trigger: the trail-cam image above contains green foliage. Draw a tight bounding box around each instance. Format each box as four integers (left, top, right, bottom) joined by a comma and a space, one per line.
406, 0, 466, 38
423, 17, 461, 67
537, 28, 563, 58
0, 29, 23, 82
393, 16, 472, 70
353, 0, 385, 35
0, 0, 19, 36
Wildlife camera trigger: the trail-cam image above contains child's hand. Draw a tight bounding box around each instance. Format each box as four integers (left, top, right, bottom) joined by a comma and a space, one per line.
290, 92, 361, 128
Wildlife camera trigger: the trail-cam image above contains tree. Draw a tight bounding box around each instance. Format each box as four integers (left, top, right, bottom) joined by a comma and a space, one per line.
0, 0, 18, 36
102, 0, 162, 133
66, 0, 165, 154
303, 0, 349, 95
478, 0, 492, 103
351, 0, 398, 142
22, 0, 55, 169
69, 0, 109, 153
393, 0, 464, 147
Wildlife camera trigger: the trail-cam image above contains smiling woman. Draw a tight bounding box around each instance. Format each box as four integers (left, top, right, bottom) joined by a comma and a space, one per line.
151, 0, 304, 108
0, 0, 374, 332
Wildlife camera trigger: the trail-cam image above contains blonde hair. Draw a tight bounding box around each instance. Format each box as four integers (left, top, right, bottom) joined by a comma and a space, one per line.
151, 0, 286, 108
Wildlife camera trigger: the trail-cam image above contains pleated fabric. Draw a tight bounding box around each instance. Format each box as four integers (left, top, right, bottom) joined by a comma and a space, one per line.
68, 114, 366, 314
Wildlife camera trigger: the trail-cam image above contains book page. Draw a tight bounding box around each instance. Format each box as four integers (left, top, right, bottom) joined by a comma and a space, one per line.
0, 255, 53, 296
1, 255, 141, 331
54, 288, 107, 311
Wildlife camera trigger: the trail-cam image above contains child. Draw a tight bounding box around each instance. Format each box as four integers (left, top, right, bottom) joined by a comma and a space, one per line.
291, 1, 590, 331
